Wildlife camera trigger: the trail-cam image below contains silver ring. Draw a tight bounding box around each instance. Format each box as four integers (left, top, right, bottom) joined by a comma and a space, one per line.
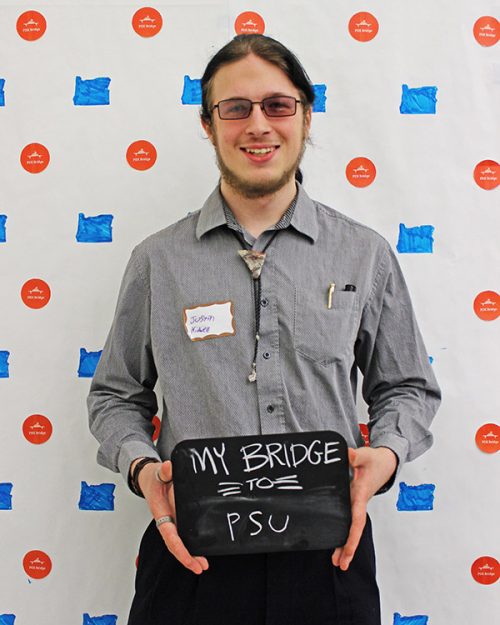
155, 467, 172, 485
156, 515, 175, 528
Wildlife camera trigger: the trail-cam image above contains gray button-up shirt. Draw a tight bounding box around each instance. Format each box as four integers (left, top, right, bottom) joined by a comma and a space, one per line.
88, 183, 441, 485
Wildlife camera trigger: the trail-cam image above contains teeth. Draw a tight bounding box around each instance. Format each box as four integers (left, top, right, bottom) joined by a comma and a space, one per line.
245, 147, 274, 154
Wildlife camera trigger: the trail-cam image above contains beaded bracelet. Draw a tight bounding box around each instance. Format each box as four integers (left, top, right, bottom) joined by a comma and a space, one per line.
128, 457, 159, 498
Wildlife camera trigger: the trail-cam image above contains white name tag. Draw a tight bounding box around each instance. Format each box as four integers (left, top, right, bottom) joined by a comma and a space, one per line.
183, 301, 236, 341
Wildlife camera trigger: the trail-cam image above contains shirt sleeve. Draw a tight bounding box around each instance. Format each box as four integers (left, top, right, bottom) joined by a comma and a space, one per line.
87, 249, 161, 484
354, 243, 441, 471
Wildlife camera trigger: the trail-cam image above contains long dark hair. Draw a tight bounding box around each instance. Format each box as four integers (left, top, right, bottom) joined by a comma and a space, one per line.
200, 35, 315, 184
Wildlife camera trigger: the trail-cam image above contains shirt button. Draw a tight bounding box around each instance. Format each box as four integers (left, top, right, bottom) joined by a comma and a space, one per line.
266, 405, 274, 414
263, 352, 271, 360
261, 298, 269, 307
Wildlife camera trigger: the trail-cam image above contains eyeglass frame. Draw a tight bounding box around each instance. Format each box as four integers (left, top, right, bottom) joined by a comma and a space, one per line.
211, 95, 304, 120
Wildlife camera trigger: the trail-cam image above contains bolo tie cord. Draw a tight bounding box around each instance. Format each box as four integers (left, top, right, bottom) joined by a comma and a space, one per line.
229, 228, 280, 382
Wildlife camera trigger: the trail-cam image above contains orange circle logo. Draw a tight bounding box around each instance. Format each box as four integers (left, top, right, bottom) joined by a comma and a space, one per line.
20, 143, 50, 174
126, 140, 157, 171
234, 12, 265, 35
23, 414, 53, 445
473, 290, 499, 321
23, 550, 52, 579
473, 16, 499, 47
17, 11, 47, 41
346, 157, 376, 187
349, 12, 379, 42
359, 423, 370, 446
471, 556, 499, 585
152, 415, 161, 442
474, 160, 499, 190
21, 278, 51, 309
475, 423, 499, 454
132, 7, 163, 37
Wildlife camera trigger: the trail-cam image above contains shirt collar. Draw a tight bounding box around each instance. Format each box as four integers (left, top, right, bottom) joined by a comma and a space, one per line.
195, 182, 319, 243
289, 183, 319, 242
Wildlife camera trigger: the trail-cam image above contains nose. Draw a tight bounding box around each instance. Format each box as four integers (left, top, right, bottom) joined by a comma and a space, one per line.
244, 102, 272, 135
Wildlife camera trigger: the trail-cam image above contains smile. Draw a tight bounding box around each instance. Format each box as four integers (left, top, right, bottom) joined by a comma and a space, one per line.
242, 147, 277, 154
240, 146, 280, 163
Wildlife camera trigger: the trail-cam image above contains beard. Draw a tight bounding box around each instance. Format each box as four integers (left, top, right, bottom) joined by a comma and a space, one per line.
212, 131, 307, 199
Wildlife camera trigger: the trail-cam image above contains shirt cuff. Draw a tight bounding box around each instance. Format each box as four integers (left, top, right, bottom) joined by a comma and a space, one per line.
370, 433, 408, 494
118, 440, 162, 487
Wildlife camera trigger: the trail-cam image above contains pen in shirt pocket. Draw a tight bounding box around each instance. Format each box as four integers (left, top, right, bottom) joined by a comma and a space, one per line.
327, 283, 356, 309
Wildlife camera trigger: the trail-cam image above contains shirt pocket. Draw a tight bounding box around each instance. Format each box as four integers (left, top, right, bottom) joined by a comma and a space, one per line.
294, 288, 359, 365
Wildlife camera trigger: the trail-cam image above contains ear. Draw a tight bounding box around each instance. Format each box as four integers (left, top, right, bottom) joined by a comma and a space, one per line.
201, 116, 215, 144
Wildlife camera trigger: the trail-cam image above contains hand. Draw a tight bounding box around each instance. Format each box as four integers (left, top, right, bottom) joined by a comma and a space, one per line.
332, 446, 397, 571
135, 459, 209, 575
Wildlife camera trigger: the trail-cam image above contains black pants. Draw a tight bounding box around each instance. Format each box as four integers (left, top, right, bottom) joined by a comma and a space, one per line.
128, 516, 380, 625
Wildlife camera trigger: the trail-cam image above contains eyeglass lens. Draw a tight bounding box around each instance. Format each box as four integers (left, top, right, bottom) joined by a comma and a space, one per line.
218, 96, 297, 119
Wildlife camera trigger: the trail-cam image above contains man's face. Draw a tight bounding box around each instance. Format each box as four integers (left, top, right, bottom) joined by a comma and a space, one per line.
202, 53, 311, 199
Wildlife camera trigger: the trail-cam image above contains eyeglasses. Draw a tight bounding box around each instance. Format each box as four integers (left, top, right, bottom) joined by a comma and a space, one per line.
212, 96, 302, 120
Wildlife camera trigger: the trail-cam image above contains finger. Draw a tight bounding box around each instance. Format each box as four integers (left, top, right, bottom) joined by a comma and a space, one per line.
147, 462, 175, 516
332, 546, 343, 567
149, 491, 172, 522
339, 500, 367, 571
154, 512, 208, 574
332, 448, 361, 568
157, 459, 173, 483
151, 461, 208, 573
348, 447, 361, 483
158, 521, 208, 574
166, 481, 177, 517
153, 477, 207, 573
348, 447, 357, 466
194, 555, 209, 570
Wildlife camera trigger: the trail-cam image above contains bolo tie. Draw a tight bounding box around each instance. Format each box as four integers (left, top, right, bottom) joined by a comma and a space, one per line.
230, 228, 280, 383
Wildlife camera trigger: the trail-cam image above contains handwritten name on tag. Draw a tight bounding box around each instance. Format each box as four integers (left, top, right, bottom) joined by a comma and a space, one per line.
183, 301, 235, 341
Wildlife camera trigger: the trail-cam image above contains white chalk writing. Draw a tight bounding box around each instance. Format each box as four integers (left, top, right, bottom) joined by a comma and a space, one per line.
217, 474, 302, 496
240, 440, 340, 473
226, 511, 290, 541
190, 444, 229, 476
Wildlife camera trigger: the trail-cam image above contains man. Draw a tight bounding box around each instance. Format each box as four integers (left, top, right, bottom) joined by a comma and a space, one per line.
88, 34, 440, 625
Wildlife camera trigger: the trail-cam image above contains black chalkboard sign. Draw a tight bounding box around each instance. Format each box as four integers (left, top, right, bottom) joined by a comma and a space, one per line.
171, 431, 351, 556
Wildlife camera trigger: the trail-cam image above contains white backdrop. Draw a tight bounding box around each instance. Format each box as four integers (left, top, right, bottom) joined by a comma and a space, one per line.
0, 2, 498, 624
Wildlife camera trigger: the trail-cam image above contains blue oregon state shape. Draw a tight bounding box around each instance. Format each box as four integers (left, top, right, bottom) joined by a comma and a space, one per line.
79, 482, 115, 511
0, 351, 10, 378
400, 84, 437, 114
76, 213, 113, 243
83, 615, 117, 625
0, 483, 13, 510
0, 79, 5, 106
397, 224, 435, 253
0, 615, 16, 625
182, 76, 202, 105
0, 215, 6, 242
78, 349, 102, 378
394, 613, 429, 625
397, 482, 435, 511
313, 84, 327, 112
73, 76, 111, 106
